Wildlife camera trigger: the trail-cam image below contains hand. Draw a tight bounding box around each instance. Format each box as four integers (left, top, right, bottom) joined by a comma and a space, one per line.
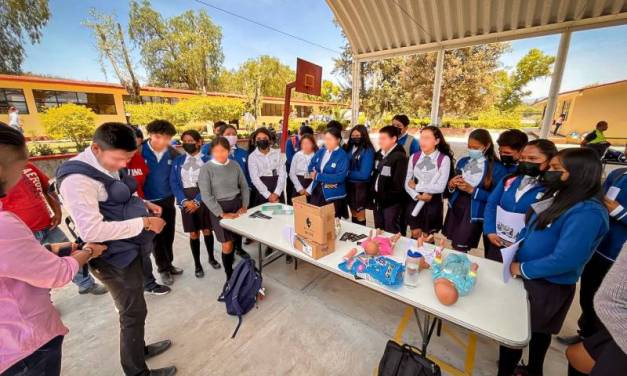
448, 176, 461, 190
183, 200, 199, 213
143, 217, 166, 234
487, 233, 503, 247
298, 189, 307, 196
419, 193, 432, 202
222, 213, 239, 219
237, 207, 247, 215
268, 193, 279, 203
145, 201, 162, 217
82, 243, 107, 258
510, 262, 521, 278
457, 180, 474, 194
604, 197, 620, 213
408, 179, 417, 189
470, 263, 479, 272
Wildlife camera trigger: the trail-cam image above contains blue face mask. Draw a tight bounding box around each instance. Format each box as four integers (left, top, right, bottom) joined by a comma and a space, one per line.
467, 148, 484, 160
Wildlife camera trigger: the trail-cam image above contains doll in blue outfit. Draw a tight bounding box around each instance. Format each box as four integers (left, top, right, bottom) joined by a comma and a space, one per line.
431, 247, 479, 305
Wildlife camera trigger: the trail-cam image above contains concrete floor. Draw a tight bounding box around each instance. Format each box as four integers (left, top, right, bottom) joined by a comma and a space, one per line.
52, 208, 579, 376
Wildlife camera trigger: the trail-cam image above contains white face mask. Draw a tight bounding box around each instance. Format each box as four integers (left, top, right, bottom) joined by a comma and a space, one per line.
225, 135, 238, 148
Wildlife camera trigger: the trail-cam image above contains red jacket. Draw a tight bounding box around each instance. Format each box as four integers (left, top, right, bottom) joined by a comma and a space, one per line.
126, 150, 149, 198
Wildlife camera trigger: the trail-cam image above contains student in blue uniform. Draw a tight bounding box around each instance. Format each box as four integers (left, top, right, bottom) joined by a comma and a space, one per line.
285, 125, 314, 204
497, 129, 528, 174
405, 126, 453, 241
170, 130, 220, 278
443, 129, 507, 252
499, 147, 609, 376
344, 124, 375, 226
483, 139, 558, 262
308, 126, 350, 218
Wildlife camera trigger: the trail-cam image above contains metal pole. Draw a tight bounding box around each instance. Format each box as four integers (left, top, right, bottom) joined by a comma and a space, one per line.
541, 31, 571, 138
430, 50, 445, 126
280, 81, 296, 152
351, 58, 361, 126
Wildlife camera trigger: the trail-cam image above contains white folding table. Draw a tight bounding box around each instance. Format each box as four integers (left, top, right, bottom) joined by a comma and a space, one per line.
222, 205, 530, 375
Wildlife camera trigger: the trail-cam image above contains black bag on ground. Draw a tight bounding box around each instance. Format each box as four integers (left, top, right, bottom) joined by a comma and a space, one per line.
218, 258, 263, 338
378, 340, 441, 376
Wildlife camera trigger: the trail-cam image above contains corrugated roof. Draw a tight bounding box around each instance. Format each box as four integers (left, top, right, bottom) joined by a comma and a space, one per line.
328, 0, 627, 61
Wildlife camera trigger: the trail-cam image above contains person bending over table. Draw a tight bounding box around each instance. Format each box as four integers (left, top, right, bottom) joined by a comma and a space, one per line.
0, 125, 107, 376
199, 136, 250, 280
499, 148, 609, 376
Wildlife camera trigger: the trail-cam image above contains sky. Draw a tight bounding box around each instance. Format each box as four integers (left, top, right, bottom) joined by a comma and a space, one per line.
22, 0, 627, 101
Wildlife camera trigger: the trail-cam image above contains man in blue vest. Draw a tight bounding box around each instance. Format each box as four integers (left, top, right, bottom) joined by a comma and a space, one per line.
142, 120, 182, 286
58, 123, 176, 376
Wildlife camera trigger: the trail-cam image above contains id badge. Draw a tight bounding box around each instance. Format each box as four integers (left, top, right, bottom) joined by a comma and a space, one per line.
303, 172, 311, 179
381, 166, 392, 177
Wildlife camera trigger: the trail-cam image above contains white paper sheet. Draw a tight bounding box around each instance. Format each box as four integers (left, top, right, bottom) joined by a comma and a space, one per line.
501, 240, 522, 283
496, 206, 526, 244
607, 186, 621, 201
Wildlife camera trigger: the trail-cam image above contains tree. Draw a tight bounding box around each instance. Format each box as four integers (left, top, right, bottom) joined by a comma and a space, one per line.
496, 48, 555, 111
84, 9, 142, 103
0, 0, 50, 73
129, 0, 224, 93
320, 80, 342, 102
41, 103, 96, 150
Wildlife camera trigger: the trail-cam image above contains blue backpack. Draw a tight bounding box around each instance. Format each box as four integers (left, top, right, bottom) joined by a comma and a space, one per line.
218, 258, 263, 338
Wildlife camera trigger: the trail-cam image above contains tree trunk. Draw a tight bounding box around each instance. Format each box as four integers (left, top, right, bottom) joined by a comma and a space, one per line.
117, 23, 141, 103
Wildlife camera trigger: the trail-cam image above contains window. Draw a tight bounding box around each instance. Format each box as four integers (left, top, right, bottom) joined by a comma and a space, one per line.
33, 90, 116, 114
294, 105, 313, 118
261, 103, 283, 116
0, 88, 29, 114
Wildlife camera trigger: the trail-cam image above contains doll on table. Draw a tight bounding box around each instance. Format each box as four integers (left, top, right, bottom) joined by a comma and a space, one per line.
431, 246, 479, 306
343, 229, 401, 259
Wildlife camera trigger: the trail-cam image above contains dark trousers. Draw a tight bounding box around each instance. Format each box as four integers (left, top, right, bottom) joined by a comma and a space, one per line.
152, 196, 176, 273
140, 242, 158, 290
498, 332, 552, 376
2, 335, 64, 376
373, 203, 401, 233
90, 257, 148, 376
578, 252, 613, 337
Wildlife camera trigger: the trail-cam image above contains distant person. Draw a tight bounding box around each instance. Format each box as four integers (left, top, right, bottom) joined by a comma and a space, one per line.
553, 113, 566, 136
581, 121, 610, 147
8, 107, 22, 133
213, 120, 227, 137
391, 114, 420, 156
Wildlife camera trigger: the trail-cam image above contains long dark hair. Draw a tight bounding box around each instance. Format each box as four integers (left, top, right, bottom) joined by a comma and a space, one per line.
421, 125, 453, 160
528, 148, 604, 229
344, 124, 374, 153
469, 129, 497, 190
248, 127, 272, 153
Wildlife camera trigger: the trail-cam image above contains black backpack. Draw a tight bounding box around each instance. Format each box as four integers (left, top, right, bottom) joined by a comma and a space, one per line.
378, 340, 441, 376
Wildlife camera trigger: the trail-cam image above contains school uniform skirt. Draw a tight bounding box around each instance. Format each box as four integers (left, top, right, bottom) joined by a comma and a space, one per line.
524, 279, 575, 334
180, 187, 212, 233
346, 181, 370, 213
292, 175, 313, 198
406, 193, 443, 234
252, 176, 284, 207
309, 184, 348, 219
209, 196, 242, 243
442, 192, 483, 250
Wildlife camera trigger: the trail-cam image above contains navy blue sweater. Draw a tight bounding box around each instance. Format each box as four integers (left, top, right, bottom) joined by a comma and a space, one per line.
308, 147, 350, 201
346, 146, 375, 183
597, 168, 627, 261
142, 142, 178, 201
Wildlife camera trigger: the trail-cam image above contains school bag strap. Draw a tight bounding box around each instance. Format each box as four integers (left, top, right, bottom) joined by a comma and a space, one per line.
410, 151, 446, 169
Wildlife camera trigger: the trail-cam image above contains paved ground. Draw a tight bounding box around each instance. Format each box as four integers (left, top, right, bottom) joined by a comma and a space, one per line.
53, 206, 580, 376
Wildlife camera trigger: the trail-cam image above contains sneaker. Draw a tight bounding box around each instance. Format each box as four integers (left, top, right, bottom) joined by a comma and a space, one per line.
209, 259, 222, 269
145, 339, 172, 359
195, 267, 205, 278
160, 272, 174, 286
78, 283, 108, 295
145, 284, 171, 295
236, 248, 251, 259
169, 266, 184, 275
148, 366, 177, 376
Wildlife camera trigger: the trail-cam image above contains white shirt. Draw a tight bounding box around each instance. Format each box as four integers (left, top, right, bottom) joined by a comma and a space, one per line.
146, 140, 166, 162
289, 151, 314, 192
514, 176, 538, 202
181, 153, 206, 189
462, 156, 486, 188
8, 112, 19, 126
247, 148, 287, 199
320, 146, 339, 172
405, 150, 451, 199
375, 144, 397, 192
58, 148, 144, 243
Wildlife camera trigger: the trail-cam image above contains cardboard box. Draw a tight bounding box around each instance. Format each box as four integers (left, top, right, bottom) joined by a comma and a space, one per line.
293, 235, 335, 260
292, 195, 336, 245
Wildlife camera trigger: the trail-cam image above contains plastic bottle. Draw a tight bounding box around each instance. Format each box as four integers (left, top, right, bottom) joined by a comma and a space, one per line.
404, 250, 423, 288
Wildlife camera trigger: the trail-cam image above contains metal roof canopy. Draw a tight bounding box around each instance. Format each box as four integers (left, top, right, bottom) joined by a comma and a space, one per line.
327, 0, 627, 137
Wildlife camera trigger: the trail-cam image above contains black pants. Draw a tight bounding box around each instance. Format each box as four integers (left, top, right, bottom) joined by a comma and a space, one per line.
140, 242, 158, 290
578, 252, 613, 337
498, 332, 552, 376
374, 203, 401, 233
2, 335, 64, 376
90, 257, 149, 376
152, 196, 176, 273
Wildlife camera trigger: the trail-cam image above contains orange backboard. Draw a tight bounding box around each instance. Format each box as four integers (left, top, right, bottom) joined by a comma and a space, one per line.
295, 58, 322, 96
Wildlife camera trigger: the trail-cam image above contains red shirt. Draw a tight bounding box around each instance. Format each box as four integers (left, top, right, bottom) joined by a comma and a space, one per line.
126, 150, 149, 198
0, 163, 53, 231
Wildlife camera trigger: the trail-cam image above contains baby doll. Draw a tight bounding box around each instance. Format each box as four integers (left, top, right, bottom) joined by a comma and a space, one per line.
431, 246, 479, 306
343, 229, 401, 259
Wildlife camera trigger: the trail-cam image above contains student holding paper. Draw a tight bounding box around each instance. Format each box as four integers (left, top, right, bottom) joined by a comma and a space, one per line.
483, 139, 558, 262
404, 126, 453, 241
498, 148, 609, 376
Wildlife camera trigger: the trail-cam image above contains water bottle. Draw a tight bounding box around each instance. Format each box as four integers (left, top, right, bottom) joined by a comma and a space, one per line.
404, 250, 423, 288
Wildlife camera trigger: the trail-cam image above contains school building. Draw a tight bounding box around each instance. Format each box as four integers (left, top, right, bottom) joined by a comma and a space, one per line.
534, 79, 627, 142
0, 74, 347, 137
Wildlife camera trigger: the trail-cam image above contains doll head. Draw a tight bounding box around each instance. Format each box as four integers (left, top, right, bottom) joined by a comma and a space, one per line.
362, 238, 381, 256
434, 278, 459, 306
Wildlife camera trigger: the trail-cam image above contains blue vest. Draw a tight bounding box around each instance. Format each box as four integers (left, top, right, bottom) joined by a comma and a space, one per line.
57, 161, 154, 268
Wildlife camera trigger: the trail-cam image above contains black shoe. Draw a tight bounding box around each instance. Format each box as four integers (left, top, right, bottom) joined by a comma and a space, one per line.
556, 335, 582, 346
148, 366, 177, 376
78, 283, 108, 295
209, 259, 222, 269
160, 272, 173, 286
144, 284, 171, 295
195, 267, 205, 278
285, 255, 293, 264
169, 266, 184, 275
145, 340, 172, 360
236, 248, 251, 259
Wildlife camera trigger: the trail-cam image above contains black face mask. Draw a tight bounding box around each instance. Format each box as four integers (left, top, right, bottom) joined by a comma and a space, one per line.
351, 137, 362, 145
256, 139, 270, 150
540, 170, 565, 190
516, 161, 542, 177
182, 143, 198, 154
500, 155, 516, 166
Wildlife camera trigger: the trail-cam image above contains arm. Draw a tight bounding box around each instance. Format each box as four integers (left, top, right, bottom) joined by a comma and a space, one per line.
248, 154, 271, 199
594, 250, 627, 353
391, 155, 409, 196
274, 155, 288, 196
483, 179, 505, 235
347, 148, 374, 181
198, 166, 224, 217
404, 157, 419, 200
59, 175, 144, 243
520, 209, 607, 280
169, 161, 187, 207
316, 154, 349, 184
420, 156, 451, 194
289, 154, 304, 192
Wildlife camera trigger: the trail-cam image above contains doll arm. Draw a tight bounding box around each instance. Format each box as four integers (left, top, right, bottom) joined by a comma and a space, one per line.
457, 263, 479, 296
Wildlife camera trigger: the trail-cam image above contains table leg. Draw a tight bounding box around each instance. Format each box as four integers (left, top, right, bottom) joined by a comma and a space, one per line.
413, 308, 439, 356
258, 242, 263, 274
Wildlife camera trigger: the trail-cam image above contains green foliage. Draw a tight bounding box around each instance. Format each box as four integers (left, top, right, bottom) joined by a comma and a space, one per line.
0, 0, 50, 73
129, 0, 224, 92
41, 104, 97, 150
31, 143, 55, 156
